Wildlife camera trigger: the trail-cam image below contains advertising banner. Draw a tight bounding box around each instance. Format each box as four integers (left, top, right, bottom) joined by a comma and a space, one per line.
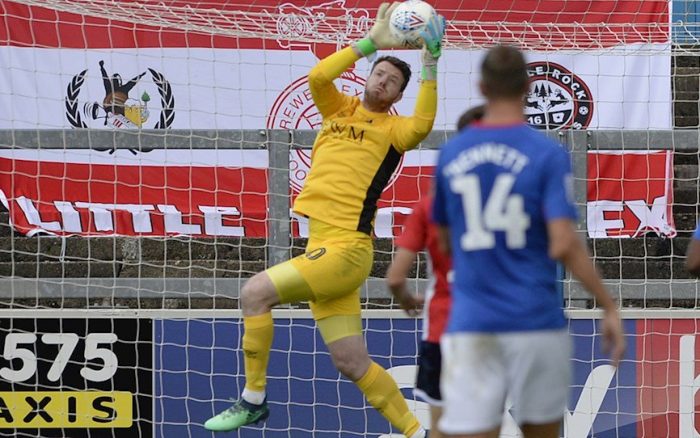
155, 317, 641, 438
2, 148, 675, 240
0, 148, 434, 238
0, 318, 152, 437
0, 315, 697, 436
587, 150, 675, 238
637, 319, 700, 437
0, 149, 269, 237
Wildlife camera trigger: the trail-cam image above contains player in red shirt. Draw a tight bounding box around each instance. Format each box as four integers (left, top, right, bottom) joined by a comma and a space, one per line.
385, 105, 484, 437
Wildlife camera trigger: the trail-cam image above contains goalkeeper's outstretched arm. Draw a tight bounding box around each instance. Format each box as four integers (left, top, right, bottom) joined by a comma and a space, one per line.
308, 2, 404, 118
393, 13, 446, 152
307, 48, 360, 118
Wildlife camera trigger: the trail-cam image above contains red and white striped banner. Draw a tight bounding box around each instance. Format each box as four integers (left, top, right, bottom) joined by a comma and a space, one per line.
1, 1, 669, 50
0, 1, 674, 238
0, 149, 269, 237
0, 149, 675, 238
0, 0, 671, 130
0, 149, 436, 237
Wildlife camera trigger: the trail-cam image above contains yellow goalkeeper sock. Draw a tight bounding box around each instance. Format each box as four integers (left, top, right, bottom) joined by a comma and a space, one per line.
356, 361, 421, 437
242, 312, 274, 393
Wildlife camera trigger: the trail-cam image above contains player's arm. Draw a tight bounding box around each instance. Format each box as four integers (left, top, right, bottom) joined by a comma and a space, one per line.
386, 248, 423, 317
432, 156, 451, 254
436, 226, 450, 254
308, 47, 359, 118
392, 14, 445, 152
543, 148, 625, 366
548, 219, 625, 366
386, 201, 429, 316
309, 2, 404, 118
686, 225, 700, 276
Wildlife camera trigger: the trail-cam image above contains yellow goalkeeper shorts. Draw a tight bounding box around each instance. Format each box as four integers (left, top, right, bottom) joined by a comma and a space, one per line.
266, 218, 373, 323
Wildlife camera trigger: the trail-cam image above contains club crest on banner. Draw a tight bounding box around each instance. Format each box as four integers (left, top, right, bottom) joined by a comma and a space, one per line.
525, 61, 594, 130
65, 61, 174, 129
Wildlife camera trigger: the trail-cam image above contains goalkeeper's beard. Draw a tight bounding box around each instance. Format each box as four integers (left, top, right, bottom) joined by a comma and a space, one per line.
362, 89, 395, 113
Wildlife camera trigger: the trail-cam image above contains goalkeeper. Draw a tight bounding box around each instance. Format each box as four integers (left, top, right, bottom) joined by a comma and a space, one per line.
205, 3, 444, 437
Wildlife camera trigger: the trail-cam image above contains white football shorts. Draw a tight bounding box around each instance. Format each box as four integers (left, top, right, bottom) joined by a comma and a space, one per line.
439, 329, 571, 434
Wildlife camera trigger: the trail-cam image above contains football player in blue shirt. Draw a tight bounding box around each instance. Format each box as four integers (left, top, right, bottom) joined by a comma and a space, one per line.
432, 45, 625, 438
686, 224, 700, 275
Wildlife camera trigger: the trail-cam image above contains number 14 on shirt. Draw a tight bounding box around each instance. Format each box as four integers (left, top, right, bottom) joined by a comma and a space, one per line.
450, 173, 530, 251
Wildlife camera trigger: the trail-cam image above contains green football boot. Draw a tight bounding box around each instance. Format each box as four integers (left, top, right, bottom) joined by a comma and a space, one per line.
204, 398, 270, 432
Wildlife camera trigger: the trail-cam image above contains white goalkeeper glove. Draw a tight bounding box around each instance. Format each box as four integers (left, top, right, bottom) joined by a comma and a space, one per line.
354, 2, 402, 58
420, 13, 446, 81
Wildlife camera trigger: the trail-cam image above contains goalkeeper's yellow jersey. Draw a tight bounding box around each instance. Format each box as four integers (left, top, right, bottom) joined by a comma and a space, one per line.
293, 47, 437, 234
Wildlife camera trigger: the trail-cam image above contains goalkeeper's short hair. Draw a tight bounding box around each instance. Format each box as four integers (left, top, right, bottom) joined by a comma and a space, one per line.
371, 56, 411, 92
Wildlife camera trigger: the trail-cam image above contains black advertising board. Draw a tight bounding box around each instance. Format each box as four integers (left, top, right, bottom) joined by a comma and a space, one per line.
0, 318, 152, 437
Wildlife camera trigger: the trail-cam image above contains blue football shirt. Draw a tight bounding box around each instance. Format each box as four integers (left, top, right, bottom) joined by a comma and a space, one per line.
433, 123, 577, 333
694, 223, 700, 240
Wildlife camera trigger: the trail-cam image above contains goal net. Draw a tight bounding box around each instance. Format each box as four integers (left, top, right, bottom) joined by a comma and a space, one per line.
0, 0, 692, 437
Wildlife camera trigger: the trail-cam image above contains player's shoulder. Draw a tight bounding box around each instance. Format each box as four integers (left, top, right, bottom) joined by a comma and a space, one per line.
519, 127, 569, 160
325, 96, 361, 120
385, 114, 406, 130
438, 127, 476, 157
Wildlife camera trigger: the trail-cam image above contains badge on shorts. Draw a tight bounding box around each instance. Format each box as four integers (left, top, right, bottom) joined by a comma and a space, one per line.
305, 248, 326, 260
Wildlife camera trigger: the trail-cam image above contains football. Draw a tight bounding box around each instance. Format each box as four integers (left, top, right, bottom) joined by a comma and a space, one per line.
389, 0, 437, 48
